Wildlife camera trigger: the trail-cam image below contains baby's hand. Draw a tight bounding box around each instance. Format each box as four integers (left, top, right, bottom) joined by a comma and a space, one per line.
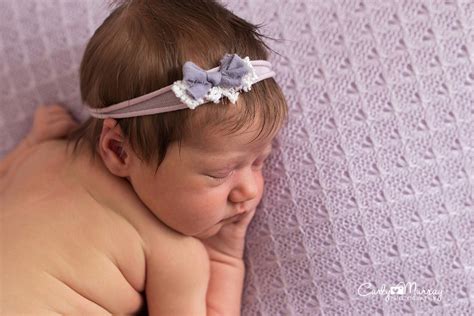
27, 104, 79, 145
199, 208, 257, 264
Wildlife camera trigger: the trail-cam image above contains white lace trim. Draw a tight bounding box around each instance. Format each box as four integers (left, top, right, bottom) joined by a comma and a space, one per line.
171, 57, 258, 109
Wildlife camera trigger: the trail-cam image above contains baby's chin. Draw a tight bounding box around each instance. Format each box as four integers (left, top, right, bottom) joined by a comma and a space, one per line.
192, 223, 225, 240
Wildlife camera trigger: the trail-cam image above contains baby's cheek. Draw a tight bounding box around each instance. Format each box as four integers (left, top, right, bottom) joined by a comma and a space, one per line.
256, 177, 265, 202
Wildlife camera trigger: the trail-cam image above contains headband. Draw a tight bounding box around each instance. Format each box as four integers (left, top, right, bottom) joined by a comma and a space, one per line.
86, 54, 275, 119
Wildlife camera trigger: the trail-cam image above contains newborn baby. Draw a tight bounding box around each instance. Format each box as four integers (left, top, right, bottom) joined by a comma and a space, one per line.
1, 103, 278, 315
0, 0, 287, 314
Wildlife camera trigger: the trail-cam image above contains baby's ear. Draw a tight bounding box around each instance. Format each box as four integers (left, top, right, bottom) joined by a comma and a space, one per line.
99, 118, 132, 177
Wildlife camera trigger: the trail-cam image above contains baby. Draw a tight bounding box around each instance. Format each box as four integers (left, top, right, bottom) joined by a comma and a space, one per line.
0, 0, 287, 315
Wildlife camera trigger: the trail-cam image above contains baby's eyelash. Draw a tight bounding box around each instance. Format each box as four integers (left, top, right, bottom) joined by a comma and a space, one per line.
253, 155, 270, 167
208, 174, 226, 179
207, 171, 233, 181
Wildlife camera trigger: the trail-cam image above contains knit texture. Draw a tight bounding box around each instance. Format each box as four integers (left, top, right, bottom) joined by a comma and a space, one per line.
0, 1, 473, 315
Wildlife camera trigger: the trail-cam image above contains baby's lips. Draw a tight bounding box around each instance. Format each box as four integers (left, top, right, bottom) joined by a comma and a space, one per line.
220, 213, 246, 224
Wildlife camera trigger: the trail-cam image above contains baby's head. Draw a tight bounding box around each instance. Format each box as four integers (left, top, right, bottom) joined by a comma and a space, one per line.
68, 0, 288, 238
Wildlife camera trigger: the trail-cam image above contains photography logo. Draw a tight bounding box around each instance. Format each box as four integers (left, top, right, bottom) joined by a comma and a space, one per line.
389, 284, 405, 295
358, 281, 442, 302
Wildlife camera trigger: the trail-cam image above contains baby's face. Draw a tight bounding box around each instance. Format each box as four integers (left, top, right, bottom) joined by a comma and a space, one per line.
128, 125, 275, 239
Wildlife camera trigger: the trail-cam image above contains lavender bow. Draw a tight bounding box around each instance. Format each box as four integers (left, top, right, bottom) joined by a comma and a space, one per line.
182, 54, 249, 100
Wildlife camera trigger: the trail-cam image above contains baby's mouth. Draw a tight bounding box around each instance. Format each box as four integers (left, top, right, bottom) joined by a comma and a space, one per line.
220, 212, 246, 223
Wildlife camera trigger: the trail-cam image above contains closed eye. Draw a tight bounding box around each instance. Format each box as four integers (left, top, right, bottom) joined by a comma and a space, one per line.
253, 153, 271, 169
252, 160, 265, 169
206, 170, 234, 181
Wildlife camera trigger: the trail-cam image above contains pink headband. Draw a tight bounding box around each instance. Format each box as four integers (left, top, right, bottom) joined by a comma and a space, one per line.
86, 54, 275, 119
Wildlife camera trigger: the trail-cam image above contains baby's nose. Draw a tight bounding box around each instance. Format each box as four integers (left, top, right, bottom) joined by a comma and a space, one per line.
229, 169, 261, 203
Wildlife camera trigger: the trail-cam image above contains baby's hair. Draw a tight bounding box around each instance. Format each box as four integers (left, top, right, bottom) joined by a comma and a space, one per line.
67, 0, 288, 171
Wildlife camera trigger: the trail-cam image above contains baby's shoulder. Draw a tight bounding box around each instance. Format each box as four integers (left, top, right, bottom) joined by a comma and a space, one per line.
57, 139, 208, 272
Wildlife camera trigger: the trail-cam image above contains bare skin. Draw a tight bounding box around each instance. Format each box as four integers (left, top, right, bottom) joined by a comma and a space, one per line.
0, 106, 211, 314
1, 104, 274, 314
2, 139, 147, 314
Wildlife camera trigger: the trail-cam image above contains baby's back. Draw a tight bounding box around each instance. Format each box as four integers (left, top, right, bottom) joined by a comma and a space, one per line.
0, 141, 152, 314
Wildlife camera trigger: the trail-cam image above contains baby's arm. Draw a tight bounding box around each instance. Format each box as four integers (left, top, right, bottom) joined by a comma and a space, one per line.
200, 208, 258, 315
145, 236, 210, 315
206, 257, 245, 315
0, 104, 78, 176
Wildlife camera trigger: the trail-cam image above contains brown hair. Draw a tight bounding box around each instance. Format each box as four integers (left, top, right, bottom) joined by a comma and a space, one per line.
67, 0, 288, 171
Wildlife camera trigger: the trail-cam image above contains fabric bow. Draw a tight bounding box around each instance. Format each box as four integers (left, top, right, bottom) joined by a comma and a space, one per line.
182, 54, 249, 100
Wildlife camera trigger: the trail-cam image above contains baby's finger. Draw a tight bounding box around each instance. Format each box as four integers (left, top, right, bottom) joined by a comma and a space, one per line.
45, 104, 72, 115
46, 111, 78, 123
50, 117, 80, 129
49, 122, 80, 137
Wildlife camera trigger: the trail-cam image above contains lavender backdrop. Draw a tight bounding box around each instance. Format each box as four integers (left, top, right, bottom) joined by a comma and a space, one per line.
1, 0, 473, 315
